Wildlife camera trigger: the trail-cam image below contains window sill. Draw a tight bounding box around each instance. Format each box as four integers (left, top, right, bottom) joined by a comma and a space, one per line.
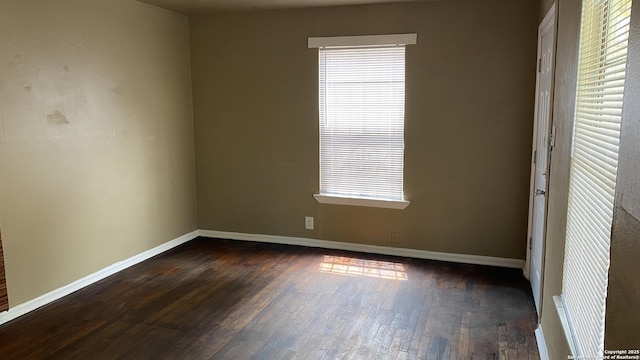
553, 295, 578, 356
313, 194, 410, 210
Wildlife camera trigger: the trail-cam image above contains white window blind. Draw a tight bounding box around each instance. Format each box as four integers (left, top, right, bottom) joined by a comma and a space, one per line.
562, 0, 632, 357
318, 45, 406, 202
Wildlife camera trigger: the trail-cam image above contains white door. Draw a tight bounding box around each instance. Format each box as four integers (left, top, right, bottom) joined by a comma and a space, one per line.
527, 4, 556, 316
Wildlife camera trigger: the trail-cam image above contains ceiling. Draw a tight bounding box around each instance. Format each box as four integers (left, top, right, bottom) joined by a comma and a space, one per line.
137, 0, 433, 14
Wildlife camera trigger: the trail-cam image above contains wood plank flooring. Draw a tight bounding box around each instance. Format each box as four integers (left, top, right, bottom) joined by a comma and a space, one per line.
0, 229, 8, 312
0, 237, 539, 359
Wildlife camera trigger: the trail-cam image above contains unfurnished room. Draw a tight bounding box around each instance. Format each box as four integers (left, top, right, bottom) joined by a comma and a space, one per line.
0, 0, 638, 359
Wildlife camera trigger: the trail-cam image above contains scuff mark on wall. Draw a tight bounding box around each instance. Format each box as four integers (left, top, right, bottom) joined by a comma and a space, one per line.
24, 85, 31, 93
47, 111, 69, 125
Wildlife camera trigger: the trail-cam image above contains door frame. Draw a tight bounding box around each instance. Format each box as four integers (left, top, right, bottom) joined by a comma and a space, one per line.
524, 2, 558, 317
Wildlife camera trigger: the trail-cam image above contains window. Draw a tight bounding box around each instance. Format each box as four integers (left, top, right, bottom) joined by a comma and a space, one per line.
308, 34, 416, 209
558, 0, 633, 357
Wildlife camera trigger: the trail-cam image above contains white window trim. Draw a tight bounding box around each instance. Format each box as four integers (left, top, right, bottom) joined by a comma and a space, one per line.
554, 296, 578, 356
310, 33, 416, 210
308, 33, 417, 48
313, 194, 410, 210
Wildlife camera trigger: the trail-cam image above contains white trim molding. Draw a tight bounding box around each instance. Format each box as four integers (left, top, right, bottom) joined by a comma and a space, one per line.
0, 230, 199, 326
198, 230, 525, 269
313, 194, 410, 210
554, 295, 578, 356
308, 33, 417, 48
535, 325, 550, 360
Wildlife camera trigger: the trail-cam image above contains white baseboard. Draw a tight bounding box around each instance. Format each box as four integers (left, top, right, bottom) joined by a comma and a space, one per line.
535, 325, 549, 360
0, 230, 199, 326
198, 229, 525, 269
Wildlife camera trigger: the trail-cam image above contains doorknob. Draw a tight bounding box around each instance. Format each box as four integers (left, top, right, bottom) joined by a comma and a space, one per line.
535, 189, 546, 196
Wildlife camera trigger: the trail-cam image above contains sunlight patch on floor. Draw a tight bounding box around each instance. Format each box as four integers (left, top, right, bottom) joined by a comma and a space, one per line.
319, 255, 408, 280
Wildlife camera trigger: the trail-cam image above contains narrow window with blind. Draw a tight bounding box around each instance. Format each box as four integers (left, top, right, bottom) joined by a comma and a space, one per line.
558, 0, 633, 357
308, 34, 416, 210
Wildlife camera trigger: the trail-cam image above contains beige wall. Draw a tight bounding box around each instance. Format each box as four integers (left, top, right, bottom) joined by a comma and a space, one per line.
538, 0, 640, 357
0, 0, 197, 306
539, 0, 556, 22
191, 0, 539, 259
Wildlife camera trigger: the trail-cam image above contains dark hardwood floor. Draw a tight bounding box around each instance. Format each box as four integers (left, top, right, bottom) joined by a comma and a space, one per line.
0, 237, 539, 359
0, 229, 8, 312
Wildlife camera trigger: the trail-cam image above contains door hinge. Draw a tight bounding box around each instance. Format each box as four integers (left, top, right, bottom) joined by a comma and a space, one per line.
533, 150, 537, 164
529, 237, 532, 250
538, 58, 542, 72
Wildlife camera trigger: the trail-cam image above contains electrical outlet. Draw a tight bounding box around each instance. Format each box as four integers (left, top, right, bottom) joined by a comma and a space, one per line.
391, 232, 400, 243
305, 216, 314, 230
